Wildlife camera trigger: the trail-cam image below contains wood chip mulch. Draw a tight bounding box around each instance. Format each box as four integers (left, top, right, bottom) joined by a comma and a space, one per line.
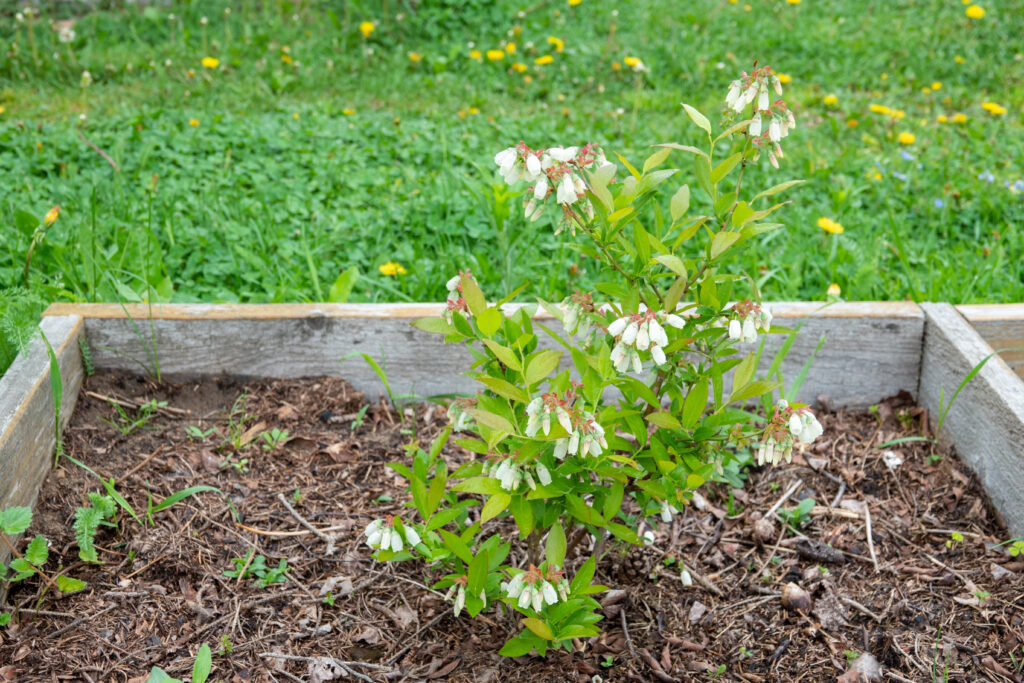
1, 372, 1022, 683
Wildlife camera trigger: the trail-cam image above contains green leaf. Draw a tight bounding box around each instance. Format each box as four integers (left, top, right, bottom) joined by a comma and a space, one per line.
328, 267, 359, 303
732, 352, 756, 395
587, 167, 614, 212
24, 535, 49, 566
670, 184, 690, 221
481, 493, 511, 523
452, 476, 505, 496
642, 147, 672, 173
8, 558, 34, 581
615, 153, 642, 179
565, 495, 607, 527
570, 556, 596, 593
656, 143, 710, 162
694, 155, 713, 200
525, 350, 562, 385
682, 378, 708, 428
192, 643, 212, 683
467, 549, 489, 597
545, 522, 567, 568
152, 486, 227, 515
710, 231, 741, 260
461, 273, 487, 317
731, 200, 754, 228
653, 254, 686, 278
607, 206, 635, 226
681, 103, 711, 136
523, 617, 554, 640
439, 529, 474, 565
146, 667, 181, 683
647, 411, 682, 430
730, 380, 783, 404
750, 179, 806, 203
482, 339, 522, 372
55, 574, 87, 593
15, 209, 40, 234
477, 307, 503, 337
466, 408, 515, 434
499, 634, 536, 657
711, 153, 743, 183
509, 496, 534, 538
475, 375, 530, 404
0, 506, 32, 535
411, 317, 457, 335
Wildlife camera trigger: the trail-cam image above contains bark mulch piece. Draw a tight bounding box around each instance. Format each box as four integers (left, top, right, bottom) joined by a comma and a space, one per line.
1, 373, 1022, 682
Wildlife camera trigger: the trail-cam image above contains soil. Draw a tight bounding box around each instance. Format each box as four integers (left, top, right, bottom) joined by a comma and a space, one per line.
1, 372, 1022, 683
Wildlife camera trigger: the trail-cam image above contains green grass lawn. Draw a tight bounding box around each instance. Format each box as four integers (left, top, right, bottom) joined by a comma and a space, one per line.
1, 0, 1022, 372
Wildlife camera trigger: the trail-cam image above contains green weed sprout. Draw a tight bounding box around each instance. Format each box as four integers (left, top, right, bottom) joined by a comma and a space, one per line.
364, 63, 819, 657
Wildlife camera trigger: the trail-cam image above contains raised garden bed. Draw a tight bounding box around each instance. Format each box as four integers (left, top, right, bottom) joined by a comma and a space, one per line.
1, 302, 1023, 681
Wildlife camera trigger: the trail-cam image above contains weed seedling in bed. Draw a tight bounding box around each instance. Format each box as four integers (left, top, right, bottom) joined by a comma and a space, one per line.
363, 64, 826, 657
185, 425, 216, 442
261, 428, 289, 450
1, 506, 86, 603
777, 498, 816, 533
101, 398, 166, 436
223, 552, 288, 587
146, 642, 212, 683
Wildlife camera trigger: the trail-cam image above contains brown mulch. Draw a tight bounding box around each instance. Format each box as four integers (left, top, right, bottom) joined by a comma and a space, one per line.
1, 372, 1022, 682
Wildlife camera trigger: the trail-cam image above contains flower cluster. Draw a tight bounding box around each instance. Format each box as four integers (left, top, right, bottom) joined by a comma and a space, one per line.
607, 306, 684, 370
444, 269, 476, 322
444, 576, 485, 617
725, 64, 796, 168
562, 290, 596, 340
728, 300, 772, 343
493, 143, 613, 229
756, 399, 823, 465
364, 516, 420, 552
447, 396, 476, 431
525, 386, 607, 458
484, 452, 552, 492
502, 564, 569, 612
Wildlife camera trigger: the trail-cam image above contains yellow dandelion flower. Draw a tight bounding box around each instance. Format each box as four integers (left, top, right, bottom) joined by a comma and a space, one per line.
823, 94, 838, 107
523, 75, 533, 84
952, 113, 967, 123
611, 61, 621, 71
36, 141, 43, 151
486, 49, 505, 61
569, 0, 582, 5
378, 261, 407, 276
468, 107, 480, 115
189, 118, 199, 127
921, 87, 931, 95
872, 172, 882, 180
512, 62, 528, 73
965, 4, 985, 19
408, 52, 423, 62
201, 56, 219, 69
469, 50, 482, 62
847, 119, 859, 127
869, 104, 890, 115
982, 101, 1007, 115
880, 73, 888, 80
817, 217, 844, 234
777, 72, 792, 84
744, 3, 752, 9
293, 112, 299, 119
890, 109, 906, 120
931, 81, 942, 91
535, 55, 554, 65
624, 56, 642, 69
457, 109, 467, 119
898, 131, 915, 145
505, 42, 516, 55
359, 21, 374, 37
937, 114, 948, 123
0, 106, 5, 115
281, 54, 293, 64
513, 26, 522, 35
43, 206, 60, 227
342, 108, 355, 115
547, 36, 564, 52
954, 55, 966, 64
827, 283, 841, 297
786, 0, 801, 4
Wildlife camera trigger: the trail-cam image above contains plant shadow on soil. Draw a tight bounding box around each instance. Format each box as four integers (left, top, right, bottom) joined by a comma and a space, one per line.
1, 372, 1022, 682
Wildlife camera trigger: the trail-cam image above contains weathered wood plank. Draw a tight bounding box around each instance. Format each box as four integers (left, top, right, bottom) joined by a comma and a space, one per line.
0, 316, 85, 566
957, 304, 1024, 379
44, 302, 922, 410
919, 303, 1024, 536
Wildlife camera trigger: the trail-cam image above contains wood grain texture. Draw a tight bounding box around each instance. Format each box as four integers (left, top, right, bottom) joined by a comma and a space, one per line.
55, 302, 923, 410
957, 304, 1024, 379
919, 303, 1024, 536
0, 316, 84, 566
